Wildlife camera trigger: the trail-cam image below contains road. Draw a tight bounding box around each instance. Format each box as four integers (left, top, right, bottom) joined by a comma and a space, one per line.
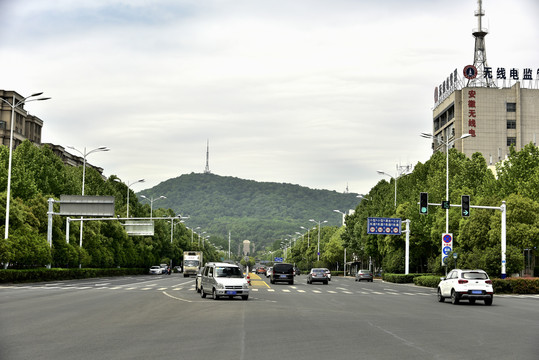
1, 273, 538, 360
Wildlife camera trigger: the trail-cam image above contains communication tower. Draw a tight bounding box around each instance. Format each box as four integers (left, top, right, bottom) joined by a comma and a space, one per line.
204, 139, 211, 174
467, 0, 496, 88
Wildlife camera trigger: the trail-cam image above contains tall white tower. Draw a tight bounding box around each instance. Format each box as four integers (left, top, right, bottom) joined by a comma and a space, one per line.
204, 139, 211, 174
467, 0, 496, 88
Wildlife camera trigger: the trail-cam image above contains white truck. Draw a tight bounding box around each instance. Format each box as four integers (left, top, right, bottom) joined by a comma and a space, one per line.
183, 251, 203, 277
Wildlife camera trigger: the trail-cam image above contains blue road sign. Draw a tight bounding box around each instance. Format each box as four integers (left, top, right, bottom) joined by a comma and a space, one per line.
367, 217, 402, 235
274, 257, 283, 262
443, 246, 452, 255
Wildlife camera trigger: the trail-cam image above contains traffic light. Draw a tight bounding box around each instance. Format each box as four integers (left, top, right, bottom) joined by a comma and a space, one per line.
419, 192, 428, 214
441, 201, 450, 210
461, 195, 470, 217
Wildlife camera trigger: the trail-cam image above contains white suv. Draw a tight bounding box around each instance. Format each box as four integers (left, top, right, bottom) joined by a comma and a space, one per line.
438, 269, 493, 305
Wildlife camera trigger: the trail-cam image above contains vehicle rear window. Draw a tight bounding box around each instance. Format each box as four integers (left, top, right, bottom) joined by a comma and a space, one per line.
273, 264, 294, 273
462, 272, 488, 279
216, 266, 243, 278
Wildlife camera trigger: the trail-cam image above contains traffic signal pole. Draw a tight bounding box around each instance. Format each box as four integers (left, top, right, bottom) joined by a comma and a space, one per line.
418, 197, 507, 279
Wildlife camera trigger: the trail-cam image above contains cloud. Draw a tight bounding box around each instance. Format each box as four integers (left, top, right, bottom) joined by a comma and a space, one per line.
2, 0, 537, 195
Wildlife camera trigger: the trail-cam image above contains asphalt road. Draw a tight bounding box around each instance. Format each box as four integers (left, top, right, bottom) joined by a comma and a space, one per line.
1, 274, 538, 360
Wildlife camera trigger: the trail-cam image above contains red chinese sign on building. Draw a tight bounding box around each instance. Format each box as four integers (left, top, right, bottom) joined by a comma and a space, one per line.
467, 90, 477, 137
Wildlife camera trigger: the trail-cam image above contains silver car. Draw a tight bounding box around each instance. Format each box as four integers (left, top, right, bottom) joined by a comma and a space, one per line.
200, 262, 249, 300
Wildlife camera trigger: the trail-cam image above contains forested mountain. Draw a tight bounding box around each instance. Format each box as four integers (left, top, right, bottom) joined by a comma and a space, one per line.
138, 173, 360, 249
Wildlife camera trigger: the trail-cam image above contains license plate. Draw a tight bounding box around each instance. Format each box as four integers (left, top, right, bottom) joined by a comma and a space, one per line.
280, 275, 287, 278
471, 290, 482, 295
226, 291, 237, 295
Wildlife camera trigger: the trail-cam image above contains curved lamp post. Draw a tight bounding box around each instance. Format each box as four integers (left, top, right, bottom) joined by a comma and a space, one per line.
333, 209, 346, 226
67, 145, 110, 267
1, 92, 50, 239
114, 178, 145, 217
420, 132, 471, 233
309, 219, 327, 261
140, 195, 166, 219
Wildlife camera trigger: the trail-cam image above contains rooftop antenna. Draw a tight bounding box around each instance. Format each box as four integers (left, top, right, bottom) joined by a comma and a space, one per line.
204, 139, 211, 174
467, 0, 496, 88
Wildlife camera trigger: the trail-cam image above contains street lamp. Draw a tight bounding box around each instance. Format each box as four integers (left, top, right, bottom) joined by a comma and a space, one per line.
67, 145, 110, 265
333, 209, 346, 226
377, 165, 411, 208
140, 195, 166, 219
420, 132, 471, 233
1, 92, 50, 239
309, 219, 327, 262
114, 178, 145, 217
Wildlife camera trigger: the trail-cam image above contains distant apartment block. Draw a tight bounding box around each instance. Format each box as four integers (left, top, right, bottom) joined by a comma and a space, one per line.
0, 89, 103, 174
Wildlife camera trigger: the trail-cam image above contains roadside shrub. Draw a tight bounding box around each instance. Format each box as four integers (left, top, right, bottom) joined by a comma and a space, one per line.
382, 273, 432, 283
413, 275, 441, 288
0, 268, 146, 283
492, 278, 539, 294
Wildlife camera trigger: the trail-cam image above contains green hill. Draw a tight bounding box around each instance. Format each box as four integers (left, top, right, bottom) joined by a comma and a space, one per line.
138, 173, 360, 250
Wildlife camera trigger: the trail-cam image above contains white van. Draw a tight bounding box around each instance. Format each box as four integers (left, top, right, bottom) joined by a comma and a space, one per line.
200, 262, 249, 300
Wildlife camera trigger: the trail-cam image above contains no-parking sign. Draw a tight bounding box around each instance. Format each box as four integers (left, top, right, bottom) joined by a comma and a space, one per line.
441, 233, 453, 265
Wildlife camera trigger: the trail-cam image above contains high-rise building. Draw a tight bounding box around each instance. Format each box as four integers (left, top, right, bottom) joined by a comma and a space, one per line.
430, 0, 539, 163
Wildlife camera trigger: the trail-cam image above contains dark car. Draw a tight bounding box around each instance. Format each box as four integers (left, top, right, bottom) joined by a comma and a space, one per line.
270, 263, 294, 285
355, 269, 374, 282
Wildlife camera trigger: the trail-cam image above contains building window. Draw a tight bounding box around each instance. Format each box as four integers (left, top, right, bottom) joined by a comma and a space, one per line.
507, 137, 516, 146
507, 120, 516, 129
0, 121, 5, 129
506, 102, 516, 112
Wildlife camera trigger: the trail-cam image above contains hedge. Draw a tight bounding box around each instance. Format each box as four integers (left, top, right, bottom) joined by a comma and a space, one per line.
410, 275, 539, 294
0, 268, 147, 283
382, 273, 435, 283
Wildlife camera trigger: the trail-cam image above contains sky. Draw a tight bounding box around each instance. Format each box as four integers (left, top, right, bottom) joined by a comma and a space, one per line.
2, 0, 538, 195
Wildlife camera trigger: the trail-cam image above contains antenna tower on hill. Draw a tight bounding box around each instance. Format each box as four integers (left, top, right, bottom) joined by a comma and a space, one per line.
204, 139, 211, 174
467, 0, 496, 88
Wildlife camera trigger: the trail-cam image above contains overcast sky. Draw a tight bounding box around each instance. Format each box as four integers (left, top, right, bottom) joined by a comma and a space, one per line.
2, 0, 538, 195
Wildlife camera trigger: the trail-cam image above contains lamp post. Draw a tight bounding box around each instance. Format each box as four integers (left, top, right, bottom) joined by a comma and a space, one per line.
114, 178, 145, 217
67, 145, 110, 266
376, 165, 411, 208
309, 219, 327, 262
421, 132, 471, 233
1, 92, 50, 239
333, 209, 346, 226
140, 195, 166, 219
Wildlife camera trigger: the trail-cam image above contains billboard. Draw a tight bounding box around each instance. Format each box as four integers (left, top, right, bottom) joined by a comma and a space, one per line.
59, 195, 115, 216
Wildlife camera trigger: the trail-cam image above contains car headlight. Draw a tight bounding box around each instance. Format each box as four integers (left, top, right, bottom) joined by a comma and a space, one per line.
217, 283, 224, 289
242, 283, 248, 289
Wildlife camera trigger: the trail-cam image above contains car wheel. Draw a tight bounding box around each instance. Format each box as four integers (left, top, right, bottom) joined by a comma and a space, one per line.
451, 290, 460, 305
325, 280, 328, 285
213, 288, 220, 300
242, 295, 249, 300
370, 279, 373, 282
484, 296, 493, 306
289, 280, 294, 285
201, 287, 206, 298
437, 288, 445, 302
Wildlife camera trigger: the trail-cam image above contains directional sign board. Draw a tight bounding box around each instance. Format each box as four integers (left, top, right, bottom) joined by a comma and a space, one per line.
274, 257, 283, 262
124, 220, 154, 236
60, 195, 115, 216
367, 217, 402, 235
441, 233, 453, 265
